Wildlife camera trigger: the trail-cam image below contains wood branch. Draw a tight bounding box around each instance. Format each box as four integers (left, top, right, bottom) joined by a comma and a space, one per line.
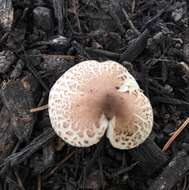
149, 151, 189, 190
119, 29, 150, 63
128, 138, 168, 176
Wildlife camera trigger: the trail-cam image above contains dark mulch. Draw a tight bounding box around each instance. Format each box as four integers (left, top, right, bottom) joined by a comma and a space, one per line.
0, 0, 189, 189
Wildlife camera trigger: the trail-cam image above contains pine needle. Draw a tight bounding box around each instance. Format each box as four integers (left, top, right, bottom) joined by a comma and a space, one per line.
162, 117, 189, 152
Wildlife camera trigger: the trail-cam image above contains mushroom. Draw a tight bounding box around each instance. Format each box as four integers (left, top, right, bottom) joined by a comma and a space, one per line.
48, 60, 153, 149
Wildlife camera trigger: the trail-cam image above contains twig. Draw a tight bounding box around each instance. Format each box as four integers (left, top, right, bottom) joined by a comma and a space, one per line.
14, 169, 26, 190
37, 91, 48, 107
119, 29, 150, 62
141, 3, 170, 31
52, 0, 64, 34
162, 117, 189, 152
42, 54, 75, 60
78, 140, 105, 188
149, 151, 189, 190
37, 175, 42, 190
122, 8, 140, 35
0, 32, 9, 47
24, 59, 49, 92
128, 138, 168, 176
30, 104, 48, 113
69, 0, 82, 33
98, 157, 105, 189
45, 150, 76, 178
0, 128, 56, 174
111, 161, 139, 177
131, 0, 136, 13
184, 1, 189, 64
140, 2, 184, 32
15, 46, 49, 92
109, 5, 125, 34
85, 47, 120, 59
152, 97, 189, 107
182, 176, 187, 190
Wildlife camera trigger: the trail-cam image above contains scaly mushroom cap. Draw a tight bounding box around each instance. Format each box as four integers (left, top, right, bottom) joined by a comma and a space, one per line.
48, 60, 153, 149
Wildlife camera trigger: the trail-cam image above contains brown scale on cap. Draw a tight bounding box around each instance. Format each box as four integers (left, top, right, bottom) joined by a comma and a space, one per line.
48, 60, 153, 149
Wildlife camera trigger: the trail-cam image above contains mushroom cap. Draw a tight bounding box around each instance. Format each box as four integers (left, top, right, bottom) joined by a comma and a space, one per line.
48, 60, 153, 149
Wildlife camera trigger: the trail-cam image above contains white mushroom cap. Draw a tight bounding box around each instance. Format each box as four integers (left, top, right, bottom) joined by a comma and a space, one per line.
48, 60, 153, 149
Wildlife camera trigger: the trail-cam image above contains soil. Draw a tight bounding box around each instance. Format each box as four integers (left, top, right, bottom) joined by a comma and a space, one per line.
0, 0, 189, 190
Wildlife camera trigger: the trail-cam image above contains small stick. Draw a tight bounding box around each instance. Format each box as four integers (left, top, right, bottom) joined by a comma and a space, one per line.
122, 8, 140, 36
18, 47, 49, 92
30, 104, 48, 113
70, 0, 82, 33
37, 175, 42, 190
119, 29, 150, 62
149, 151, 189, 190
109, 5, 125, 34
14, 169, 26, 190
152, 96, 189, 107
141, 3, 169, 32
131, 0, 136, 13
42, 54, 75, 60
45, 150, 76, 178
0, 128, 56, 175
24, 61, 49, 92
85, 47, 120, 59
162, 117, 189, 152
